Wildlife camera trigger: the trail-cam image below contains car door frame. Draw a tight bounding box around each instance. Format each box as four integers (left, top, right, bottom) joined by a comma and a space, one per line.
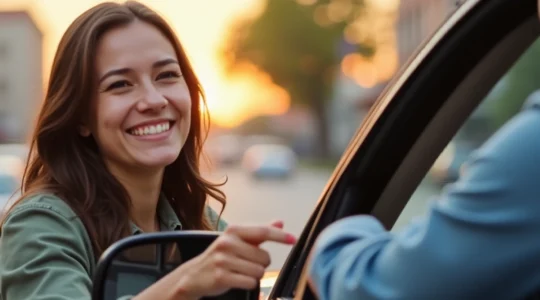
268, 0, 540, 299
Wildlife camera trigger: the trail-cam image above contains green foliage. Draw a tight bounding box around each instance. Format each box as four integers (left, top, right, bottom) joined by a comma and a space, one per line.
221, 0, 371, 156
487, 39, 540, 128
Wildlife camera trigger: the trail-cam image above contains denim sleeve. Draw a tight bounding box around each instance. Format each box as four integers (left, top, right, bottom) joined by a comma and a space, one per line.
308, 107, 540, 300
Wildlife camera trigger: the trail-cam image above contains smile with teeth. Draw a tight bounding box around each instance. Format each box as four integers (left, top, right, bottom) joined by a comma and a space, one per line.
128, 121, 172, 136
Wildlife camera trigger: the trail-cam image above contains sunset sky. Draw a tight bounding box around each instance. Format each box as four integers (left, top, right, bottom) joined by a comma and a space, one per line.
0, 0, 399, 127
0, 0, 291, 127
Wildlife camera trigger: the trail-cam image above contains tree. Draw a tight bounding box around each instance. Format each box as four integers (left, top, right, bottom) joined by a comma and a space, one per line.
487, 38, 540, 128
221, 0, 372, 158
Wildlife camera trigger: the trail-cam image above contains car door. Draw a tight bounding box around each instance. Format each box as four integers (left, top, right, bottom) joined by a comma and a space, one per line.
268, 0, 540, 299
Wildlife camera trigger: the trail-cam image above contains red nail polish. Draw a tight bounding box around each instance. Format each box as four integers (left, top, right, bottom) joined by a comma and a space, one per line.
286, 234, 297, 244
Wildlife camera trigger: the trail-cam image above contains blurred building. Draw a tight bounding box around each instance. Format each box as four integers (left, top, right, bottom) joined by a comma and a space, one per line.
328, 0, 455, 157
0, 11, 42, 143
396, 0, 455, 65
356, 0, 455, 110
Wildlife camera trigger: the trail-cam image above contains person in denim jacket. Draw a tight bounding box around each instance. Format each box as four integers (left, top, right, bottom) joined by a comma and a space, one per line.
308, 8, 540, 299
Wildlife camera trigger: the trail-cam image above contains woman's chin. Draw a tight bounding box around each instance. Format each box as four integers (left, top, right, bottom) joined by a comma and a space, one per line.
134, 149, 181, 169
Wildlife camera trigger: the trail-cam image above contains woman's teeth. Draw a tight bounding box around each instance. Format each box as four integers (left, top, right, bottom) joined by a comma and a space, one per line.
129, 122, 171, 136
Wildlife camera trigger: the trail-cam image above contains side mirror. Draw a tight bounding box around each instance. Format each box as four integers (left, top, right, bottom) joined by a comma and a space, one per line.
92, 231, 260, 300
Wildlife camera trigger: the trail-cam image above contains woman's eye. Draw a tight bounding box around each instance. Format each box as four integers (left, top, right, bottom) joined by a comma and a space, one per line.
157, 71, 181, 80
106, 80, 131, 91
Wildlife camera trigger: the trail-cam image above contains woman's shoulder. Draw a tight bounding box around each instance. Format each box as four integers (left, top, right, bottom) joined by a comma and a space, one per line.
0, 193, 97, 292
1, 192, 95, 263
2, 193, 87, 240
7, 192, 79, 220
1, 193, 88, 243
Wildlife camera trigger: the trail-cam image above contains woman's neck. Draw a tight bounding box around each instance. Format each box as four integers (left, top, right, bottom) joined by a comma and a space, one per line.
107, 162, 164, 233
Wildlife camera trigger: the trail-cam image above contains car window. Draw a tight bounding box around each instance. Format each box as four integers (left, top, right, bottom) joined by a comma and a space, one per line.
392, 36, 540, 232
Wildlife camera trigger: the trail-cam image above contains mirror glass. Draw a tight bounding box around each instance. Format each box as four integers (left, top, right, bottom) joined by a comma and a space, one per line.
93, 232, 259, 300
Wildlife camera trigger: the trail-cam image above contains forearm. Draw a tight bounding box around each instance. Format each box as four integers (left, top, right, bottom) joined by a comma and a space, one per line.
309, 205, 540, 299
308, 215, 393, 300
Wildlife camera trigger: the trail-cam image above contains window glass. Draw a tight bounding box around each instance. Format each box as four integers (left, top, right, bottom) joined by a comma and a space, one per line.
393, 37, 540, 231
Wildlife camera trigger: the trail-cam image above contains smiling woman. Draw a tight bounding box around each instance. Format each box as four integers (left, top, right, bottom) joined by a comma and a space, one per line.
0, 1, 296, 300
85, 21, 192, 175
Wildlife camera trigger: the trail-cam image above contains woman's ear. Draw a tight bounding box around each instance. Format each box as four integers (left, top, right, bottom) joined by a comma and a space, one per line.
79, 125, 91, 137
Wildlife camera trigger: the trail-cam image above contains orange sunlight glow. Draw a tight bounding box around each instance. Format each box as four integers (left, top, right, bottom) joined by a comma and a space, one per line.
1, 0, 398, 126
206, 63, 290, 128
0, 0, 284, 128
341, 45, 398, 88
340, 0, 399, 87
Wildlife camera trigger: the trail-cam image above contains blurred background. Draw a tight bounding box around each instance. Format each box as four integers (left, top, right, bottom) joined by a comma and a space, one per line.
1, 0, 540, 276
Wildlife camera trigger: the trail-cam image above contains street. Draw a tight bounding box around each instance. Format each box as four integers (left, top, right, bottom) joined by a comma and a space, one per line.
206, 166, 442, 271
206, 166, 331, 271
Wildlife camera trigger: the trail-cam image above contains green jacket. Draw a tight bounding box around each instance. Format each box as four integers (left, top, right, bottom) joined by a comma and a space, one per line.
0, 193, 227, 300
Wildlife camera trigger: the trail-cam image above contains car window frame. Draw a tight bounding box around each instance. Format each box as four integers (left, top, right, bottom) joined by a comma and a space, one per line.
268, 0, 540, 299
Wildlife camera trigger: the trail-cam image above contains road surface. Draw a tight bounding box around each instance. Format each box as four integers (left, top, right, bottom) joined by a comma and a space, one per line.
206, 166, 442, 271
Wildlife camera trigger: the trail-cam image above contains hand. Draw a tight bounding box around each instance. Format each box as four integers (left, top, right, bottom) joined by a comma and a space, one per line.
172, 221, 296, 299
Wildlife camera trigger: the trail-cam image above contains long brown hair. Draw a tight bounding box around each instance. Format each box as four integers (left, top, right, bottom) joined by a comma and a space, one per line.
1, 1, 226, 259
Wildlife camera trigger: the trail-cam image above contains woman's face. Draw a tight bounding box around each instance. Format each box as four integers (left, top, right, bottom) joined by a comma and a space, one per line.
86, 20, 191, 173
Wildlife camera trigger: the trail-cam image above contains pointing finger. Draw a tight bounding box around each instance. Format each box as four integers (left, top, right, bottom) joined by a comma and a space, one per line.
226, 225, 297, 245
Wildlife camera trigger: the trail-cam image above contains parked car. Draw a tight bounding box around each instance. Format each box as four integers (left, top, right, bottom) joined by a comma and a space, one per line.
92, 1, 540, 299
205, 134, 244, 166
0, 154, 25, 175
0, 171, 19, 215
0, 143, 29, 163
0, 155, 23, 215
241, 144, 297, 179
0, 155, 25, 216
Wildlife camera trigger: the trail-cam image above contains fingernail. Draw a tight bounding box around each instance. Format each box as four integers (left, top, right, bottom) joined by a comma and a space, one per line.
286, 234, 297, 244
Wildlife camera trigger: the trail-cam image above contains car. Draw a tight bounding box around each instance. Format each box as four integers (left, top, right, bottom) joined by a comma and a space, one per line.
0, 171, 19, 215
0, 154, 25, 175
241, 144, 297, 179
92, 0, 540, 299
0, 155, 24, 215
0, 144, 29, 163
205, 134, 245, 166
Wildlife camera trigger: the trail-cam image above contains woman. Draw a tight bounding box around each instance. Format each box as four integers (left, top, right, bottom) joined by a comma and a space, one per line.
0, 1, 296, 299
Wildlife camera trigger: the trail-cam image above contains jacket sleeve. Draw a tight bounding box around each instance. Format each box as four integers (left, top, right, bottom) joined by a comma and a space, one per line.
0, 199, 95, 300
308, 107, 540, 299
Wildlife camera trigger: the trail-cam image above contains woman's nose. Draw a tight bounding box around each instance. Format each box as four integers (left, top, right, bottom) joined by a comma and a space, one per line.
137, 84, 167, 112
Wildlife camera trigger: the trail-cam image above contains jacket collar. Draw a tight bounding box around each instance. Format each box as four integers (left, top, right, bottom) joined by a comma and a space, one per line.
130, 194, 182, 235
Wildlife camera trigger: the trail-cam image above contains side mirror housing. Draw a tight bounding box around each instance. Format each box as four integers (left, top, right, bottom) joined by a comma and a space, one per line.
92, 231, 260, 300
